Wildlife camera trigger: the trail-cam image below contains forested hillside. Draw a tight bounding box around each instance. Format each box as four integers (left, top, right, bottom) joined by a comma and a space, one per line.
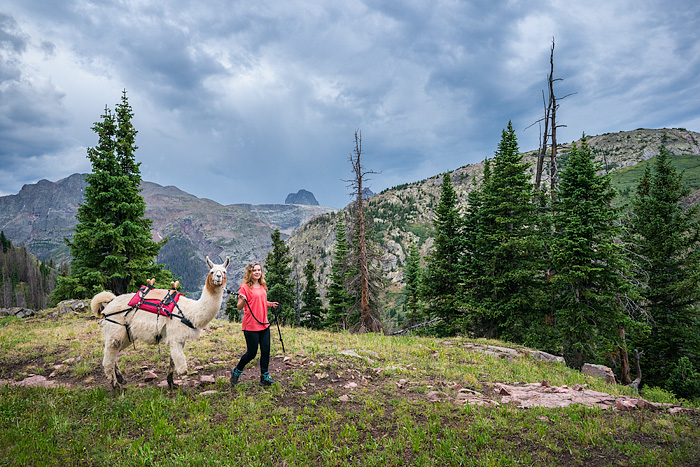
287, 128, 700, 314
0, 232, 57, 310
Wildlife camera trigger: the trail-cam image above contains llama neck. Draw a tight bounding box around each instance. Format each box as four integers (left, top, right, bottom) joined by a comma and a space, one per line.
188, 286, 224, 329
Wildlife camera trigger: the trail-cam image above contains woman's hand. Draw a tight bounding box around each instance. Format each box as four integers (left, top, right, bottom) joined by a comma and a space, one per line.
270, 301, 279, 308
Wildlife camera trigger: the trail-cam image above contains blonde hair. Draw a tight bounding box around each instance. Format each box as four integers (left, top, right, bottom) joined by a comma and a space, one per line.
243, 262, 267, 289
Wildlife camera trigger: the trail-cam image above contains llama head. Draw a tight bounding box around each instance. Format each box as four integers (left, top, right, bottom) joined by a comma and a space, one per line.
205, 256, 230, 293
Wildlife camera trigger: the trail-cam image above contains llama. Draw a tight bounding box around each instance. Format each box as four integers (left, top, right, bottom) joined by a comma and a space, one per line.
91, 256, 230, 390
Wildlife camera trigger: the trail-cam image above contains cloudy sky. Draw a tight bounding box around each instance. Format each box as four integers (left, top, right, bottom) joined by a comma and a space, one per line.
1, 1, 699, 208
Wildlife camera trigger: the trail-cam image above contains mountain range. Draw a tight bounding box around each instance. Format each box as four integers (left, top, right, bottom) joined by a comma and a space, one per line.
0, 176, 336, 294
1, 128, 699, 304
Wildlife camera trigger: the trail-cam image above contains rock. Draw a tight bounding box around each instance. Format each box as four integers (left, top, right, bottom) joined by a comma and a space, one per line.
199, 375, 216, 385
581, 363, 617, 384
144, 371, 158, 381
18, 375, 55, 388
52, 300, 89, 317
426, 391, 449, 402
0, 307, 36, 319
285, 189, 319, 206
615, 399, 637, 411
525, 350, 566, 364
339, 349, 375, 363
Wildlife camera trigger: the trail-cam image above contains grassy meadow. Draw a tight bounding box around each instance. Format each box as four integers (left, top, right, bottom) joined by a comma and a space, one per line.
0, 311, 698, 466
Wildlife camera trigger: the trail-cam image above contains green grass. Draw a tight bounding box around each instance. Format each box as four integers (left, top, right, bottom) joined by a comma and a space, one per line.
1, 313, 698, 466
610, 153, 700, 205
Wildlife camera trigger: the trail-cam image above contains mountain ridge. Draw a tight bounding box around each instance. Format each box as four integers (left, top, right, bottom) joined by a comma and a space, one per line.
0, 175, 337, 294
1, 128, 699, 304
284, 127, 700, 318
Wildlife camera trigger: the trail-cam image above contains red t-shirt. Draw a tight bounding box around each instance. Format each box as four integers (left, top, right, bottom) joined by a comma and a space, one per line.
239, 283, 270, 331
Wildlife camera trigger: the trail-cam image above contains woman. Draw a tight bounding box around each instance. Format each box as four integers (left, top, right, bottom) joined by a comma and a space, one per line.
231, 262, 279, 386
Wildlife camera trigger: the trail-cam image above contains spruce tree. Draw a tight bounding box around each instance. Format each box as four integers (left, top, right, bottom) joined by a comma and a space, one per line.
629, 147, 700, 388
52, 91, 171, 301
264, 229, 296, 325
300, 258, 324, 329
459, 160, 490, 334
468, 122, 541, 342
0, 231, 10, 253
325, 212, 354, 330
420, 172, 463, 334
550, 138, 641, 369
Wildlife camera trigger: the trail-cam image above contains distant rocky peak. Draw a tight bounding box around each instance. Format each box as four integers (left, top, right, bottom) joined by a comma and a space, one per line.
285, 189, 319, 205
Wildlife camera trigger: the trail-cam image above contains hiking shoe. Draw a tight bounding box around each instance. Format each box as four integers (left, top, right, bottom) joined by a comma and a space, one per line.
260, 372, 275, 386
230, 368, 243, 386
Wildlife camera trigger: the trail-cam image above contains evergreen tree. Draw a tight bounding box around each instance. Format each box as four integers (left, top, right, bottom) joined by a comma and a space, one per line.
325, 212, 354, 330
224, 295, 241, 322
52, 91, 171, 301
264, 229, 296, 325
0, 231, 10, 253
403, 241, 423, 326
300, 258, 324, 329
468, 122, 541, 342
420, 172, 463, 334
628, 147, 700, 388
459, 160, 490, 334
550, 138, 641, 369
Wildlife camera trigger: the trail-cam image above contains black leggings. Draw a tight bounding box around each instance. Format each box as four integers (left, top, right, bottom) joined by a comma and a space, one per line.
235, 327, 270, 374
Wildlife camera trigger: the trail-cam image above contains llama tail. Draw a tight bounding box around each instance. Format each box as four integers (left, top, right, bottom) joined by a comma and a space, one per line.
91, 291, 117, 318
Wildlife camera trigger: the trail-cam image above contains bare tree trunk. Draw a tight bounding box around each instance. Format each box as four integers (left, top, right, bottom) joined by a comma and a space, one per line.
629, 349, 643, 392
347, 130, 384, 333
534, 90, 550, 192
618, 325, 632, 385
548, 38, 558, 199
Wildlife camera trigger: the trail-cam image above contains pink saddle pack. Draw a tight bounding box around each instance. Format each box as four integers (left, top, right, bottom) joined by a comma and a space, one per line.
127, 285, 182, 317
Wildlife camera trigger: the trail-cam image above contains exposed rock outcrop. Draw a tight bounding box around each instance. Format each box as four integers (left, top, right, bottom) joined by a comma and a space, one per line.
285, 189, 319, 206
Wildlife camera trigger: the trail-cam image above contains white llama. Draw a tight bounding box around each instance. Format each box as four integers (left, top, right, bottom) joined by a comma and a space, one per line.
91, 256, 230, 390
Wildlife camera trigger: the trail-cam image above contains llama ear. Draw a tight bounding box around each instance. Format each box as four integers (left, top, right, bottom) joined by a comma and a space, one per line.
224, 256, 230, 268
171, 281, 179, 290
206, 256, 213, 269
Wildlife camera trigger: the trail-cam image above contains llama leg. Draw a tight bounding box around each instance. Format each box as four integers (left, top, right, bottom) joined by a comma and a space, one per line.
167, 356, 176, 390
168, 341, 189, 389
115, 361, 126, 385
102, 339, 122, 390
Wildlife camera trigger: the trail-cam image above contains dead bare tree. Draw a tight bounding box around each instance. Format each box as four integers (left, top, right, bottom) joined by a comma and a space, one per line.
628, 349, 643, 392
528, 37, 575, 198
344, 130, 385, 334
534, 89, 551, 192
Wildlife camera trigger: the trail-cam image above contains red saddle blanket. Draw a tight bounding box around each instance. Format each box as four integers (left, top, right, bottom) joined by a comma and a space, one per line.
127, 286, 182, 316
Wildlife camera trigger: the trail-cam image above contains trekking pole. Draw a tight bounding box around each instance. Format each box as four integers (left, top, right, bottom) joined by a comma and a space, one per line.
272, 306, 286, 354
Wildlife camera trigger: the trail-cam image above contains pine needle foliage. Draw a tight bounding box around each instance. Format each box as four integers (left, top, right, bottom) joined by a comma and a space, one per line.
466, 122, 542, 342
628, 146, 700, 388
265, 229, 296, 325
325, 212, 354, 330
51, 90, 171, 301
420, 172, 463, 335
549, 137, 643, 369
300, 259, 324, 329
